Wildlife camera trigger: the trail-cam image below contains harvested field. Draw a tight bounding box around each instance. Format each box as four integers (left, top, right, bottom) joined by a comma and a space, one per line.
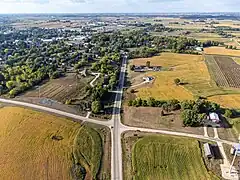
24, 73, 93, 103
204, 47, 240, 56
130, 53, 240, 100
205, 55, 240, 88
188, 32, 229, 42
131, 135, 219, 180
208, 94, 240, 109
0, 107, 105, 180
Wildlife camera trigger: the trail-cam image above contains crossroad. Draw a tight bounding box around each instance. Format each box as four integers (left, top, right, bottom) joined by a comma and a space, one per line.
0, 55, 238, 180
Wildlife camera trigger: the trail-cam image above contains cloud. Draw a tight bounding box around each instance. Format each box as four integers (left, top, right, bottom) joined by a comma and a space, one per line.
1, 0, 49, 3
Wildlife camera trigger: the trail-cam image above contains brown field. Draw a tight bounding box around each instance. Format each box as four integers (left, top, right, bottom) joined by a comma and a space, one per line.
205, 55, 240, 88
24, 73, 93, 103
214, 20, 240, 28
123, 106, 203, 135
204, 47, 240, 56
0, 106, 81, 180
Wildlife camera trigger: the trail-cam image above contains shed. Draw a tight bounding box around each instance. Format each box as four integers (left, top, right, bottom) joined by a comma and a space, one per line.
204, 143, 213, 158
232, 144, 240, 156
209, 113, 220, 123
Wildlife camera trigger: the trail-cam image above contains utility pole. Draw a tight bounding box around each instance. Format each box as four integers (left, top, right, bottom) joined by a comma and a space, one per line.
38, 86, 41, 98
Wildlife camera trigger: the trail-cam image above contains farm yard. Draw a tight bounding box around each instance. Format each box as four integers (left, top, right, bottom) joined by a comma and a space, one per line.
0, 106, 108, 180
123, 134, 219, 180
23, 73, 94, 103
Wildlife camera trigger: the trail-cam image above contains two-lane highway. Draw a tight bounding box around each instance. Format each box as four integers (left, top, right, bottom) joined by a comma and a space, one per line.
111, 55, 127, 180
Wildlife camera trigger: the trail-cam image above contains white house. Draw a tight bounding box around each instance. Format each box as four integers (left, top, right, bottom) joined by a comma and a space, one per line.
209, 112, 220, 123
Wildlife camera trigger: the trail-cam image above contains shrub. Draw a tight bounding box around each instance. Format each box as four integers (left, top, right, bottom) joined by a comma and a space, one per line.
224, 109, 233, 118
128, 100, 133, 106
181, 109, 202, 127
130, 89, 135, 93
174, 78, 181, 85
91, 101, 102, 114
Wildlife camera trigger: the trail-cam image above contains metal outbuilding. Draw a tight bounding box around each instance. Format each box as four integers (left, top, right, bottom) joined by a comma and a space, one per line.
204, 143, 213, 158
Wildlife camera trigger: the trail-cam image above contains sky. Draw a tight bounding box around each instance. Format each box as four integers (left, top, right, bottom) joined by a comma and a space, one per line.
0, 0, 239, 14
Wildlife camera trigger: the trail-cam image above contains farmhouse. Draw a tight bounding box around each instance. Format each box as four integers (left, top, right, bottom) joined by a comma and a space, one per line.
203, 143, 214, 159
143, 76, 154, 82
209, 112, 220, 123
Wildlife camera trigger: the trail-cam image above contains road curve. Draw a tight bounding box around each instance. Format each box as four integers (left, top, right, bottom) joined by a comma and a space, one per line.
0, 98, 112, 127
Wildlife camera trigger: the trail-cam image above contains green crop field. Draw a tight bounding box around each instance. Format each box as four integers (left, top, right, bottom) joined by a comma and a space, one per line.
132, 135, 218, 180
73, 125, 103, 179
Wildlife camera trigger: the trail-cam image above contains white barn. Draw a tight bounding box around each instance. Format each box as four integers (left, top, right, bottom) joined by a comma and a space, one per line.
209, 112, 220, 123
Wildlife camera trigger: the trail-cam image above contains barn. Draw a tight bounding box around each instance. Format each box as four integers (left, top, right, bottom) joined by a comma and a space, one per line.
209, 112, 220, 123
204, 143, 214, 158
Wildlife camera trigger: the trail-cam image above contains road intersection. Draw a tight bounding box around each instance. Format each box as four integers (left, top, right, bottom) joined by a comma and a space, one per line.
0, 55, 238, 180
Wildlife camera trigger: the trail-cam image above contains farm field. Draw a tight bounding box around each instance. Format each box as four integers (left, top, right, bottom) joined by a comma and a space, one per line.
130, 53, 240, 101
0, 107, 107, 180
208, 94, 240, 109
187, 32, 229, 42
204, 47, 240, 56
131, 135, 218, 180
205, 55, 240, 88
23, 73, 93, 103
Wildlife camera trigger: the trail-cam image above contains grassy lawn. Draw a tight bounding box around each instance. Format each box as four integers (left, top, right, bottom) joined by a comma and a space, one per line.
131, 53, 240, 101
132, 135, 219, 180
0, 106, 104, 180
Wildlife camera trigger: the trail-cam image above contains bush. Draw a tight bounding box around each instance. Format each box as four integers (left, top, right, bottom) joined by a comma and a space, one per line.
128, 100, 133, 106
181, 109, 202, 127
174, 78, 181, 85
224, 109, 233, 118
91, 101, 102, 114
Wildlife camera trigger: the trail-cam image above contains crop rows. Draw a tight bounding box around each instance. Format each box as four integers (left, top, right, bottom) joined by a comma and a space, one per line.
205, 55, 240, 88
131, 136, 216, 180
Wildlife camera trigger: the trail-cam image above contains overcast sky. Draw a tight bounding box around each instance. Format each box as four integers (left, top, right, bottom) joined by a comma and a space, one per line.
0, 0, 239, 14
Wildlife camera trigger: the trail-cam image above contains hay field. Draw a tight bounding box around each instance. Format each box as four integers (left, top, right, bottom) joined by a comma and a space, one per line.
208, 95, 240, 109
204, 47, 240, 56
132, 135, 218, 180
132, 53, 238, 100
188, 32, 228, 42
0, 107, 103, 180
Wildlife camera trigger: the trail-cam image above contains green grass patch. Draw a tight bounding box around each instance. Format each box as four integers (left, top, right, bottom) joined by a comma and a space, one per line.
72, 125, 103, 180
132, 135, 219, 180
